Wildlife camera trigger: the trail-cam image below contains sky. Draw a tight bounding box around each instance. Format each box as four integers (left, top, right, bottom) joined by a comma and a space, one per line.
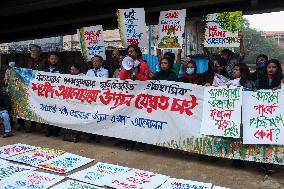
244, 11, 284, 31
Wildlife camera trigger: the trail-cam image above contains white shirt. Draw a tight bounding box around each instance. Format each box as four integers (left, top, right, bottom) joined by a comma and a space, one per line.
86, 67, 109, 78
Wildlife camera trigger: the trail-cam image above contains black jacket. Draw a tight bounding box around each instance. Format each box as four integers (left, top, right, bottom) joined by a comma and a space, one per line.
0, 92, 11, 112
154, 70, 177, 81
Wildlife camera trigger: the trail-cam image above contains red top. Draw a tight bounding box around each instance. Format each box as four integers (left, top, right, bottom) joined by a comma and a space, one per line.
119, 60, 149, 81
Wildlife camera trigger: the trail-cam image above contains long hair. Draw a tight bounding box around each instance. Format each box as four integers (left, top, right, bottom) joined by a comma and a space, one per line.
234, 63, 250, 86
213, 57, 229, 78
126, 44, 142, 60
160, 57, 174, 70
258, 59, 282, 89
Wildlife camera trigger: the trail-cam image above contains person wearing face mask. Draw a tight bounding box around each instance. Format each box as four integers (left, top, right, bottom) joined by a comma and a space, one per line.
179, 59, 199, 84
250, 54, 268, 82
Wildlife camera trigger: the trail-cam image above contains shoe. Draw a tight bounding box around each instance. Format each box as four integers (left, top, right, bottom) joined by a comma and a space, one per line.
3, 132, 14, 138
125, 142, 135, 151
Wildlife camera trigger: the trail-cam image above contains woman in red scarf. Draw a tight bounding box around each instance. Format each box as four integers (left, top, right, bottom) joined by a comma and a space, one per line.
179, 59, 199, 84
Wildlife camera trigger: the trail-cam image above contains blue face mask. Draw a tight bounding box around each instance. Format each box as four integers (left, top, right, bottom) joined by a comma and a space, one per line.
256, 59, 267, 68
186, 68, 195, 75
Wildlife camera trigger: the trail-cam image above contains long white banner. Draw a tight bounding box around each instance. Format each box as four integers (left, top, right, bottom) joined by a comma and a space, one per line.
13, 68, 204, 145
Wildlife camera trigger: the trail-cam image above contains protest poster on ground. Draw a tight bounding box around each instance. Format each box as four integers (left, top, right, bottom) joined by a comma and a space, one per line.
213, 186, 230, 189
69, 162, 130, 186
37, 152, 93, 174
105, 168, 169, 189
204, 11, 243, 47
7, 147, 65, 166
159, 178, 212, 189
51, 179, 105, 189
0, 143, 38, 159
1, 171, 64, 189
158, 9, 186, 49
117, 8, 147, 47
200, 86, 242, 138
0, 158, 8, 165
243, 89, 284, 144
0, 162, 36, 184
78, 25, 106, 61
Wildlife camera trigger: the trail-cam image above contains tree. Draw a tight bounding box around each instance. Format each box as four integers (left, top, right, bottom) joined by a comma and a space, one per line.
240, 19, 284, 64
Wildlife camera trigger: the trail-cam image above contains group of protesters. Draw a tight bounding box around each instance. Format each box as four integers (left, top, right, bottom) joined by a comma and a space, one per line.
1, 32, 284, 155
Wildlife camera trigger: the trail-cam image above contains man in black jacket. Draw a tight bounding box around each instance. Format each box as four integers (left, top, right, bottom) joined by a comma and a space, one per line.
0, 88, 13, 138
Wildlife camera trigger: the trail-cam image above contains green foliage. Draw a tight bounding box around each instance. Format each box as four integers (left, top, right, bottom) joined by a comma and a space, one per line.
216, 11, 243, 33
240, 19, 284, 64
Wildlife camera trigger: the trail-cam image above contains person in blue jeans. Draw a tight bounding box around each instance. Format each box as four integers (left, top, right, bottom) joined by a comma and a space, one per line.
0, 88, 13, 138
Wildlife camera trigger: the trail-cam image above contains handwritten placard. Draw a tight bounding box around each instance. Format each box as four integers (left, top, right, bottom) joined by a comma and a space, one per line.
200, 86, 242, 138
0, 143, 38, 159
69, 162, 130, 186
117, 8, 147, 47
1, 171, 64, 189
204, 11, 243, 47
105, 168, 169, 189
243, 89, 284, 144
37, 152, 93, 174
50, 179, 105, 189
0, 159, 8, 165
7, 147, 65, 165
0, 162, 36, 184
78, 25, 106, 61
158, 9, 186, 49
159, 178, 212, 189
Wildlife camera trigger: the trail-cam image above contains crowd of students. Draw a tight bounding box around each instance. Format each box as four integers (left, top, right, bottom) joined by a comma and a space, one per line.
0, 42, 284, 153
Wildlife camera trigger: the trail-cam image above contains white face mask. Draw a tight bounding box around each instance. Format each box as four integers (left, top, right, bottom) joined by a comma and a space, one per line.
9, 61, 15, 67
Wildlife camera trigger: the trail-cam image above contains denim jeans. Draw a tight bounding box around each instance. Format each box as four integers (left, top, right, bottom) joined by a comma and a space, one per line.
0, 110, 11, 133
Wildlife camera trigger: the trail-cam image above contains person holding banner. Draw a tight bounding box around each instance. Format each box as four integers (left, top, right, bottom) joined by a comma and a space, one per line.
153, 57, 177, 81
157, 49, 182, 77
0, 87, 13, 138
227, 63, 256, 90
44, 53, 64, 137
69, 63, 85, 76
179, 59, 200, 84
257, 59, 282, 90
86, 55, 109, 78
202, 32, 245, 78
104, 49, 121, 78
204, 57, 230, 86
119, 45, 149, 81
18, 44, 46, 133
86, 55, 109, 143
250, 54, 269, 82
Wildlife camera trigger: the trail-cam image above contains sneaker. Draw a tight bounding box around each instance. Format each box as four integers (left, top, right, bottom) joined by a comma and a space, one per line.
3, 132, 14, 138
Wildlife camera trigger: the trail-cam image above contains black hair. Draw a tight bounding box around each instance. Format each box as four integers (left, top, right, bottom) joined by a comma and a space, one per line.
256, 54, 268, 62
126, 44, 142, 60
91, 55, 104, 62
258, 59, 282, 89
48, 52, 59, 58
213, 57, 229, 77
234, 63, 251, 87
29, 44, 42, 53
221, 49, 233, 57
163, 52, 176, 61
70, 63, 81, 72
160, 57, 174, 70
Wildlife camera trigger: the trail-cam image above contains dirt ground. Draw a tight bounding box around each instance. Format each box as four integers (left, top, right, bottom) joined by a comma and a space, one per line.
1, 130, 284, 189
